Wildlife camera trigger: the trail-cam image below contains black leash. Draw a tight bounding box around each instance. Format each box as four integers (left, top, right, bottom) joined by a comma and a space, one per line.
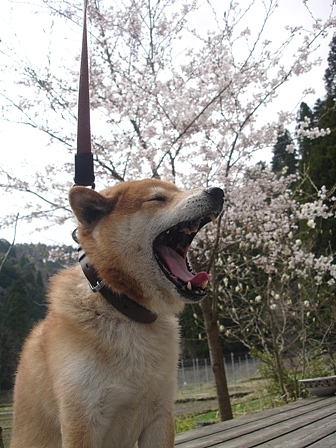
74, 0, 95, 188
73, 1, 158, 323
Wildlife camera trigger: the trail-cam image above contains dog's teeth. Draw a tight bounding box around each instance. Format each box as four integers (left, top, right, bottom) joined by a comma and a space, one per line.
181, 224, 199, 235
187, 282, 192, 291
200, 280, 209, 289
191, 224, 199, 232
209, 213, 217, 225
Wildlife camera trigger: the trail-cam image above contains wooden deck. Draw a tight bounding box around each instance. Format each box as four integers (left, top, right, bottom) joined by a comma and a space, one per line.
175, 395, 336, 447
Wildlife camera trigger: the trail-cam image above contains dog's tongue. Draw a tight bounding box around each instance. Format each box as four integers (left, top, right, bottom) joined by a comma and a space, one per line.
156, 245, 210, 287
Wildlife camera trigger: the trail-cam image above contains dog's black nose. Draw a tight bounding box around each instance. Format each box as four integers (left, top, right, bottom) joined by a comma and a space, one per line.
205, 187, 224, 205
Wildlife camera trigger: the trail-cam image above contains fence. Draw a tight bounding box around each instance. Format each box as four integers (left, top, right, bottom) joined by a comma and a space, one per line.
177, 353, 260, 397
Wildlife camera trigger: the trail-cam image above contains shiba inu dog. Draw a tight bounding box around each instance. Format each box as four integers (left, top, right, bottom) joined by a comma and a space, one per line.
10, 179, 224, 448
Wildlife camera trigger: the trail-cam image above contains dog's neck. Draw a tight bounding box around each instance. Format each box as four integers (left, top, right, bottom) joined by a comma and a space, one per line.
77, 245, 158, 324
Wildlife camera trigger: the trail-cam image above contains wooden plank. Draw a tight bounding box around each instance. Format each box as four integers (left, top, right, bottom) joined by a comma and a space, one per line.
308, 432, 336, 448
175, 396, 336, 448
175, 397, 328, 445
176, 403, 336, 448
241, 412, 336, 448
175, 397, 335, 444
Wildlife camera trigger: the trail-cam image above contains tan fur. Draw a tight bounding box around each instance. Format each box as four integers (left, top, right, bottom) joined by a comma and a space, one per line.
11, 179, 221, 448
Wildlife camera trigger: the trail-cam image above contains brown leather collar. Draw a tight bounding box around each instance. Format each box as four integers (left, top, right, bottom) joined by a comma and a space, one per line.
77, 246, 158, 324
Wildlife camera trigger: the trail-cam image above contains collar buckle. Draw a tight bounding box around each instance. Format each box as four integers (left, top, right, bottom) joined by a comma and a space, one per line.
89, 279, 105, 293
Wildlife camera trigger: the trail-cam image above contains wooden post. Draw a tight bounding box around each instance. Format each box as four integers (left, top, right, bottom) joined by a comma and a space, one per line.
0, 426, 5, 448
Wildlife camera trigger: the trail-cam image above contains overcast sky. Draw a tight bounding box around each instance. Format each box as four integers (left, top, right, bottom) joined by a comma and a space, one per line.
0, 0, 335, 246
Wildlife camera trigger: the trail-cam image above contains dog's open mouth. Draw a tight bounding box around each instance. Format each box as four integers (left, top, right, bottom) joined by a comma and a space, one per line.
153, 213, 218, 301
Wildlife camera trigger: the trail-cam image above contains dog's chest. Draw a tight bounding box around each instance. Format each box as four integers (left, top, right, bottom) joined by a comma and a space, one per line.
65, 312, 178, 381
69, 317, 179, 446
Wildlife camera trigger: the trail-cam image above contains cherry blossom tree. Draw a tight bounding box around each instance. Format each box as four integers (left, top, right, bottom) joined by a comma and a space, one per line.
0, 0, 335, 418
1, 0, 333, 225
203, 166, 336, 402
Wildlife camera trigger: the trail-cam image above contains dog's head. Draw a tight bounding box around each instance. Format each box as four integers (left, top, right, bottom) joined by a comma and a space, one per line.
69, 179, 223, 314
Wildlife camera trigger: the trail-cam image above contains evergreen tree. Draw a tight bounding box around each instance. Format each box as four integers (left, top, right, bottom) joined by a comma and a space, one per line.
310, 97, 336, 191
324, 34, 336, 97
297, 102, 315, 176
271, 129, 297, 175
1, 280, 29, 389
0, 241, 75, 388
298, 35, 336, 192
4, 280, 29, 343
297, 35, 336, 256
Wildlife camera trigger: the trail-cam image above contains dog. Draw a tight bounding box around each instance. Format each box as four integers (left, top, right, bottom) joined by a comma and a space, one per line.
10, 178, 224, 448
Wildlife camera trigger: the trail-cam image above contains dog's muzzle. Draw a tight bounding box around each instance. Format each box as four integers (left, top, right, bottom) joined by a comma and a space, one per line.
153, 187, 224, 301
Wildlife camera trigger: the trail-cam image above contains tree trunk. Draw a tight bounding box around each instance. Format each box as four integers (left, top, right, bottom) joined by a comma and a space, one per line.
0, 213, 18, 274
269, 311, 288, 403
201, 295, 233, 421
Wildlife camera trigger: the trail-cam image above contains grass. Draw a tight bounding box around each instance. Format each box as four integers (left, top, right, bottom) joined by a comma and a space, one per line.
0, 404, 13, 448
175, 410, 219, 433
174, 376, 286, 433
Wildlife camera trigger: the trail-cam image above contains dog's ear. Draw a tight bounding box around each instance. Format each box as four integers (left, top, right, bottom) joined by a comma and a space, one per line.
69, 187, 114, 228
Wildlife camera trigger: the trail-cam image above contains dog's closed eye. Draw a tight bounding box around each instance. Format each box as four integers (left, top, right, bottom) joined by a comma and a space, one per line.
147, 195, 166, 203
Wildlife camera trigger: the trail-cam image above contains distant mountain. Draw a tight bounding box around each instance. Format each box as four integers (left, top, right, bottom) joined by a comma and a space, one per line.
0, 240, 78, 298
0, 241, 78, 389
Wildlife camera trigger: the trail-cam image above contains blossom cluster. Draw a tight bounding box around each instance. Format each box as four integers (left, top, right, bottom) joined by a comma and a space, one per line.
296, 118, 331, 140
200, 164, 336, 369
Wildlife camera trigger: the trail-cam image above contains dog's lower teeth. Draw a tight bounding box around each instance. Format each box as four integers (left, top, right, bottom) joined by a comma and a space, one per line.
209, 213, 217, 225
187, 282, 192, 291
200, 280, 209, 289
